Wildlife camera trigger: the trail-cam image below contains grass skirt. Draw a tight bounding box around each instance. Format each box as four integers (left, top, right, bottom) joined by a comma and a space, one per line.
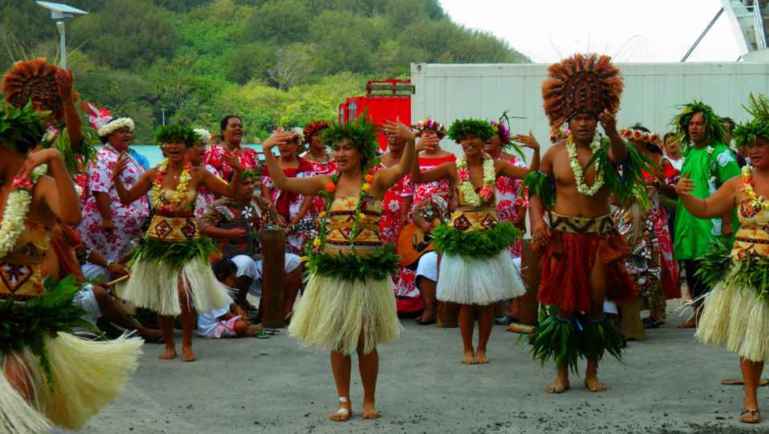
288, 273, 400, 355
436, 250, 525, 305
696, 271, 769, 362
120, 255, 231, 316
1, 332, 142, 433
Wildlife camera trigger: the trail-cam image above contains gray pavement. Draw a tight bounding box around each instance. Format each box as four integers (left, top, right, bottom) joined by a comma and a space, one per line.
81, 318, 769, 434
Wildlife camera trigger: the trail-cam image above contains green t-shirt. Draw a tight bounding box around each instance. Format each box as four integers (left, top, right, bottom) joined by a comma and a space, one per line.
673, 142, 740, 260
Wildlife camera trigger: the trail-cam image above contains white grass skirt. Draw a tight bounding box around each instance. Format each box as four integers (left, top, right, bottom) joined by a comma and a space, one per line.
288, 273, 401, 355
696, 278, 769, 362
437, 250, 525, 305
0, 332, 142, 433
120, 256, 231, 316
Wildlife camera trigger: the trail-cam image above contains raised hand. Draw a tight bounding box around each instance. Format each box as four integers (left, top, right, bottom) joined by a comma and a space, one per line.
16, 148, 59, 181
513, 131, 540, 150
112, 153, 130, 181
598, 110, 618, 136
382, 120, 414, 144
675, 174, 695, 197
262, 130, 294, 154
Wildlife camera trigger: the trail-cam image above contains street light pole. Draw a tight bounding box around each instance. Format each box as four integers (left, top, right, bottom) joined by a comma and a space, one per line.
56, 21, 67, 68
35, 2, 88, 69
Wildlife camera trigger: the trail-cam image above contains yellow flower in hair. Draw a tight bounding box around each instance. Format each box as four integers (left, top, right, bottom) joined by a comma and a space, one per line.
361, 182, 370, 192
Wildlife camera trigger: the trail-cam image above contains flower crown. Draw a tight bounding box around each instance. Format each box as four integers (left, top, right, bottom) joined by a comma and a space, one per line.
303, 120, 330, 144
448, 119, 494, 142
84, 102, 135, 138
620, 128, 660, 146
156, 124, 197, 147
322, 117, 379, 170
194, 128, 211, 146
490, 120, 511, 143
414, 118, 446, 139
734, 94, 769, 148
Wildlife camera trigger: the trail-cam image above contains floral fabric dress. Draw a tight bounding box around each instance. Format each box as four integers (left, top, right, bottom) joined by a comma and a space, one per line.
413, 154, 455, 206
204, 144, 259, 182
79, 144, 150, 262
495, 153, 527, 257
262, 159, 314, 254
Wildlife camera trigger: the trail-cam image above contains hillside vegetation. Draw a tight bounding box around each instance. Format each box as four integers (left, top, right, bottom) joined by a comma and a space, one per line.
1, 0, 527, 141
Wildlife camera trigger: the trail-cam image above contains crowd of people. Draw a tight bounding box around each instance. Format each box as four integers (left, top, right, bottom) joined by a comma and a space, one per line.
2, 52, 769, 432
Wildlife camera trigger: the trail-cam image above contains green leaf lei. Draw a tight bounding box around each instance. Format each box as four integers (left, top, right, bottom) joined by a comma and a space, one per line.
432, 221, 520, 259
0, 276, 97, 385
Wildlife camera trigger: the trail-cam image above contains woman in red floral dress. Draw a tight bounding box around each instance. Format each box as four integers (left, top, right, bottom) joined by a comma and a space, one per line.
204, 115, 259, 182
262, 129, 314, 254
413, 119, 455, 206
486, 120, 528, 258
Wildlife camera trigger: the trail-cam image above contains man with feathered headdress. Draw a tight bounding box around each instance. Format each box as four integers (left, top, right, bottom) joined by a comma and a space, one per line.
671, 100, 740, 328
527, 54, 647, 394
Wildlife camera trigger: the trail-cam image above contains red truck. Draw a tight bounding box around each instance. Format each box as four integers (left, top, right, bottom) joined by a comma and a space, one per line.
338, 79, 414, 150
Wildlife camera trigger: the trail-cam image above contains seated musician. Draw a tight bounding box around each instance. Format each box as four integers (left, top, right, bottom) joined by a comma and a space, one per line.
200, 169, 303, 316
399, 197, 447, 324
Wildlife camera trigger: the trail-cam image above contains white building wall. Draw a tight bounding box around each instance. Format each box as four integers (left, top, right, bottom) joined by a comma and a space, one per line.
411, 62, 769, 154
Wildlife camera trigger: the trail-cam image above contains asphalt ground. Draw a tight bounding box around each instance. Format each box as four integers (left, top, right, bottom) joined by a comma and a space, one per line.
80, 307, 769, 434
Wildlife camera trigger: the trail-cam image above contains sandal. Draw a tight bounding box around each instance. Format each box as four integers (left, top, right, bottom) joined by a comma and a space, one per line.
328, 397, 352, 422
740, 408, 761, 424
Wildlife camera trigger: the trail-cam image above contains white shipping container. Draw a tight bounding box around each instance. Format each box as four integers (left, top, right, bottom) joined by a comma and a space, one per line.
411, 62, 769, 154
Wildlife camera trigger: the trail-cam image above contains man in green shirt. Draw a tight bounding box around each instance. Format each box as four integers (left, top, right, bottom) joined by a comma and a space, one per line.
673, 101, 740, 327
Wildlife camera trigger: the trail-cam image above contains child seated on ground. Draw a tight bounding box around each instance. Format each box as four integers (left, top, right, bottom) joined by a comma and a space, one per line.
197, 259, 264, 338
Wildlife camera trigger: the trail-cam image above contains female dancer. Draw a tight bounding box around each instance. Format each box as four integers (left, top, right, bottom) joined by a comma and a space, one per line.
267, 118, 414, 421
114, 125, 237, 362
677, 94, 769, 423
413, 118, 454, 205
0, 102, 141, 433
412, 119, 539, 364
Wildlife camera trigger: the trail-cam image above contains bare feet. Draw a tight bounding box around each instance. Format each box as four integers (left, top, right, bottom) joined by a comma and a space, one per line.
545, 377, 570, 394
361, 401, 381, 420
328, 398, 352, 422
677, 317, 697, 329
585, 376, 608, 392
475, 350, 489, 364
506, 323, 534, 334
462, 350, 476, 365
159, 347, 177, 360
181, 347, 197, 362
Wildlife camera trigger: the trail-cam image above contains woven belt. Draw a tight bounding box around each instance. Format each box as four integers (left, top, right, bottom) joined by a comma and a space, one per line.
548, 212, 615, 235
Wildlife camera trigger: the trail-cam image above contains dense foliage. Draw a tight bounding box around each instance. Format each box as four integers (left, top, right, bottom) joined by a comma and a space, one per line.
1, 0, 528, 142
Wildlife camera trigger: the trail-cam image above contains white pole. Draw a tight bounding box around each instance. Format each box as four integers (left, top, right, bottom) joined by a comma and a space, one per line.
56, 20, 66, 68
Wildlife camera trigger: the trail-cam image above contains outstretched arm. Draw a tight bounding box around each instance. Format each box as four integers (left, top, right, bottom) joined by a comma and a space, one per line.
113, 156, 153, 205
56, 69, 83, 152
263, 131, 329, 195
202, 153, 242, 198
374, 121, 416, 193
19, 149, 81, 225
498, 132, 541, 178
600, 111, 627, 162
675, 175, 739, 219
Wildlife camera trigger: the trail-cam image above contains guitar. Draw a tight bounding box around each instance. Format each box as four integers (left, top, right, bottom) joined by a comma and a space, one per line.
397, 223, 434, 267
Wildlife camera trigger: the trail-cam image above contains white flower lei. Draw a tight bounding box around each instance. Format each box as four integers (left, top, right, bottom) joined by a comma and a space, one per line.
566, 136, 604, 197
0, 165, 48, 260
457, 157, 495, 207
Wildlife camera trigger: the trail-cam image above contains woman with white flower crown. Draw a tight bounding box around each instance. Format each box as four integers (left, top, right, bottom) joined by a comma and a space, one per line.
0, 101, 142, 434
411, 119, 539, 365
114, 124, 240, 362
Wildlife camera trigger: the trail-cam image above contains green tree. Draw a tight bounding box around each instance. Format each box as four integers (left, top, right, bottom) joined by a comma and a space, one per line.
225, 43, 277, 85
72, 0, 177, 70
243, 0, 312, 44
